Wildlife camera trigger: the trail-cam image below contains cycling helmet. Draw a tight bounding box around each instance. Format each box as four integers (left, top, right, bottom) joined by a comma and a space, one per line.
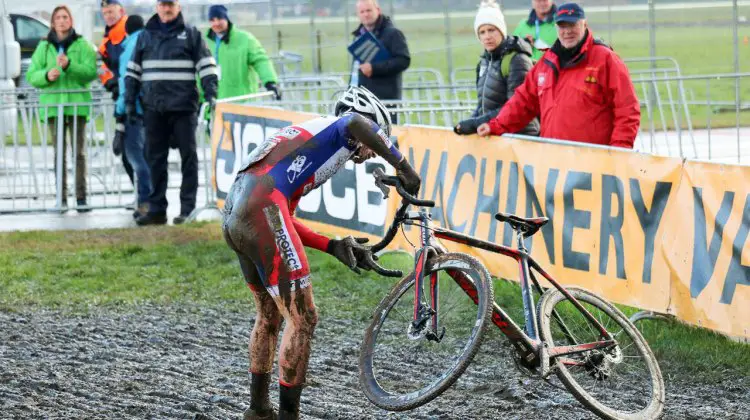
334, 86, 392, 138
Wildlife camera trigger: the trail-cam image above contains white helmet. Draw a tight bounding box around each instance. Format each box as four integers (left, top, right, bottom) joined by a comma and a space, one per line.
334, 86, 392, 138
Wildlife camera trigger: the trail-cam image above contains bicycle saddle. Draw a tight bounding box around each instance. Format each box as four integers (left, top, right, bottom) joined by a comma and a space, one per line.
494, 212, 549, 237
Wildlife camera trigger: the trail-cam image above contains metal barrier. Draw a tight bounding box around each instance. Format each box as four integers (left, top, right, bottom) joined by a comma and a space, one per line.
0, 88, 220, 215
188, 91, 277, 223
0, 94, 132, 214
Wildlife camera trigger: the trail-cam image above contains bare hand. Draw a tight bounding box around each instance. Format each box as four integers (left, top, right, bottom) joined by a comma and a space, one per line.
47, 68, 61, 82
56, 54, 69, 69
359, 62, 373, 77
525, 35, 534, 44
477, 123, 492, 137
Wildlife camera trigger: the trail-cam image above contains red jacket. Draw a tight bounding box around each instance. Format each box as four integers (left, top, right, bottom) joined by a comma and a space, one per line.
488, 31, 640, 148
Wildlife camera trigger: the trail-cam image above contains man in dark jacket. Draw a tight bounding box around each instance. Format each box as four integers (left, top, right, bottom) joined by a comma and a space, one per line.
350, 0, 410, 120
125, 0, 218, 225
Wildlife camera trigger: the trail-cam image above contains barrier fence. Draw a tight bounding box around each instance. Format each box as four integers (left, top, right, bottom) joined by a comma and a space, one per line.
210, 104, 750, 341
1, 65, 748, 216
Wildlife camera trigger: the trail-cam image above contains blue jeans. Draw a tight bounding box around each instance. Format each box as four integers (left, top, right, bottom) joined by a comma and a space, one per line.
124, 120, 152, 206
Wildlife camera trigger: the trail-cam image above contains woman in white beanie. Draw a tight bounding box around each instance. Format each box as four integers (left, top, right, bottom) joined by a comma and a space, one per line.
454, 0, 539, 136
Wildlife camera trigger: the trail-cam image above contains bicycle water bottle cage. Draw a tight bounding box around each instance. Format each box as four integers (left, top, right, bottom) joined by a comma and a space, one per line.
494, 212, 549, 237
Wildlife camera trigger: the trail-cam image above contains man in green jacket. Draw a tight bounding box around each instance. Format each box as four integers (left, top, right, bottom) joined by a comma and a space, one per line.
26, 5, 98, 212
512, 0, 558, 61
205, 5, 280, 100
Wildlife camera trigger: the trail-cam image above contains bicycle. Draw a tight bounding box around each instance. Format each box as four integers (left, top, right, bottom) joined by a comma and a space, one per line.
358, 168, 665, 420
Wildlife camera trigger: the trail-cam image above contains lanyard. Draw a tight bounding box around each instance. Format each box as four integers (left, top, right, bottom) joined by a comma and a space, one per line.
214, 36, 222, 61
535, 19, 541, 41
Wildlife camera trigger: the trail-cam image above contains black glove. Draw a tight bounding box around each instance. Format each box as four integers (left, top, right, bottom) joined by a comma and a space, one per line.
395, 158, 421, 197
265, 82, 281, 100
327, 236, 377, 274
104, 78, 119, 101
454, 118, 479, 135
113, 115, 125, 156
125, 102, 138, 125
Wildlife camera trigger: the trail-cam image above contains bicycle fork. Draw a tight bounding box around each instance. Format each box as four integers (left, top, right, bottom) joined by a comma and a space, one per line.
407, 209, 445, 343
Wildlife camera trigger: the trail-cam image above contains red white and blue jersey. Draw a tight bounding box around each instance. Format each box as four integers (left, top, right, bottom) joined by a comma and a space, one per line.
239, 113, 387, 202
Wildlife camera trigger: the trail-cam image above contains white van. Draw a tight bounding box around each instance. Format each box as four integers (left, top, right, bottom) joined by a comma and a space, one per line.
0, 11, 21, 137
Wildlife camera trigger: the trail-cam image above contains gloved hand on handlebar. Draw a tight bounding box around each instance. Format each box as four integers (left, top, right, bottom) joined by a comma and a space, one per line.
394, 158, 421, 197
327, 236, 378, 274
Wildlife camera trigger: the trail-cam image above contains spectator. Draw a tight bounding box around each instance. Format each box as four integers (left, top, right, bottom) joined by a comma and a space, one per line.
115, 15, 151, 219
205, 5, 280, 100
477, 3, 640, 149
26, 5, 97, 212
512, 0, 558, 61
125, 0, 218, 225
350, 0, 410, 121
454, 0, 539, 136
98, 0, 137, 196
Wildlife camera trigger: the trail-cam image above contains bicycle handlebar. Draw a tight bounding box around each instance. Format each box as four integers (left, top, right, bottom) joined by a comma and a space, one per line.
368, 168, 435, 266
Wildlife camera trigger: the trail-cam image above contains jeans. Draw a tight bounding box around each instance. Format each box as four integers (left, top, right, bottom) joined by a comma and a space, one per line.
123, 120, 152, 206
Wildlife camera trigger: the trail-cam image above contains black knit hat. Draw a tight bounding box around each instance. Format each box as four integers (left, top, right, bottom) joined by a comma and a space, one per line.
125, 15, 145, 35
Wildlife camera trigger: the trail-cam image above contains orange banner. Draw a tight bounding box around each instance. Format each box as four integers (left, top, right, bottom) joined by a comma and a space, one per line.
210, 105, 750, 340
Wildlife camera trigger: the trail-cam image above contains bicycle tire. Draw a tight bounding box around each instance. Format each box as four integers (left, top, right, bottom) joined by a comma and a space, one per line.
537, 287, 665, 420
359, 252, 494, 411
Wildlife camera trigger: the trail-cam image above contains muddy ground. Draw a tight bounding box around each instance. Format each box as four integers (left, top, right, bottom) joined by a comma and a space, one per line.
1, 304, 747, 420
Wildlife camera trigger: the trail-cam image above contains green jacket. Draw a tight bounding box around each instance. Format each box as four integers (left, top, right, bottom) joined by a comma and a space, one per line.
205, 23, 277, 99
511, 5, 558, 62
26, 30, 98, 120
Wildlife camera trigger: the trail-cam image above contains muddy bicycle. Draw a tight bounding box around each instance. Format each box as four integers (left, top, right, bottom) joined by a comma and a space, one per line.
358, 168, 665, 420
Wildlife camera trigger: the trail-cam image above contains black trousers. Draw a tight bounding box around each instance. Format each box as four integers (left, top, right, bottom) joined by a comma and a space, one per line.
143, 110, 198, 216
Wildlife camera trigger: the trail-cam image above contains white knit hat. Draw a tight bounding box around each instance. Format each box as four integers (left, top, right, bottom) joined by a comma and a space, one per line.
474, 0, 507, 40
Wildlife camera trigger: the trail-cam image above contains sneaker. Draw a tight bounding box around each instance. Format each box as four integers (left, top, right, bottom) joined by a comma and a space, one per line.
135, 212, 168, 226
243, 407, 277, 420
76, 199, 92, 213
173, 214, 190, 225
58, 200, 69, 214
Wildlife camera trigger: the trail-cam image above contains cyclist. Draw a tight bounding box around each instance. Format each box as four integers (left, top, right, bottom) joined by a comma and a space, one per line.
222, 86, 421, 420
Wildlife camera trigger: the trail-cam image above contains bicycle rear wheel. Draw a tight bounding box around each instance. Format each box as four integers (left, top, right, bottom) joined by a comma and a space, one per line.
359, 252, 494, 411
537, 287, 665, 420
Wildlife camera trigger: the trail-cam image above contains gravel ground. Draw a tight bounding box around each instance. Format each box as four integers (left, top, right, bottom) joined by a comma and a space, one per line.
1, 305, 748, 419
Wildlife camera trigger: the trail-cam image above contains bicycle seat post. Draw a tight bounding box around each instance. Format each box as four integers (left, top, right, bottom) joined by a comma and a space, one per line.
515, 228, 528, 254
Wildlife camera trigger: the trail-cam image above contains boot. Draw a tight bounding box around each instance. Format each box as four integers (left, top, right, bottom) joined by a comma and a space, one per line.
243, 407, 277, 420
135, 212, 167, 226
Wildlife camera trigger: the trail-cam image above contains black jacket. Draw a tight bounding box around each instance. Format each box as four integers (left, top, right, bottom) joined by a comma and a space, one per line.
124, 13, 218, 113
456, 36, 539, 136
350, 15, 410, 100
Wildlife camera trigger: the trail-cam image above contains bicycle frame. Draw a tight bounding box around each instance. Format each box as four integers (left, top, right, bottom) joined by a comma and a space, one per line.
403, 206, 617, 374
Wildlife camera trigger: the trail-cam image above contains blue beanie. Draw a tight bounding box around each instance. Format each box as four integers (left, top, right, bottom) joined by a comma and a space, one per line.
208, 5, 229, 21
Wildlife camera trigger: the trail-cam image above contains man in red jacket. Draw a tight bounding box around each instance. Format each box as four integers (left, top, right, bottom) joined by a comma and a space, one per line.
477, 3, 640, 148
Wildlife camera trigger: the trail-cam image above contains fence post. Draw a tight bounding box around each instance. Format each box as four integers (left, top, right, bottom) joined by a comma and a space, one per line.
732, 0, 741, 163
55, 104, 64, 210
269, 0, 278, 55
309, 0, 317, 74
443, 0, 453, 81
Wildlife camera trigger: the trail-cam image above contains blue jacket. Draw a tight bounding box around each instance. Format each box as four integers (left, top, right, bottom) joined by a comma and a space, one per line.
116, 29, 143, 116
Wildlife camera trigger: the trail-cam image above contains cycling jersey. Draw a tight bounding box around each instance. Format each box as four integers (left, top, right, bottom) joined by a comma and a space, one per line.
228, 113, 394, 296
240, 113, 394, 202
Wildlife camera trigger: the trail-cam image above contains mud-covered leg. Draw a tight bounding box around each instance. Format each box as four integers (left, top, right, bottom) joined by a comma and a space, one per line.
274, 282, 318, 420
237, 254, 282, 420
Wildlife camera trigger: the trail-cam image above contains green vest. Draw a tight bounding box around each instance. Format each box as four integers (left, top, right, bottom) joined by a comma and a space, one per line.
25, 36, 98, 120
204, 25, 278, 99
511, 18, 558, 62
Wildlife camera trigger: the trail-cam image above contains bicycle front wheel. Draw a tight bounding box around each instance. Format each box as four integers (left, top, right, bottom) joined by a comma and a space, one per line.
359, 252, 494, 411
537, 287, 665, 420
